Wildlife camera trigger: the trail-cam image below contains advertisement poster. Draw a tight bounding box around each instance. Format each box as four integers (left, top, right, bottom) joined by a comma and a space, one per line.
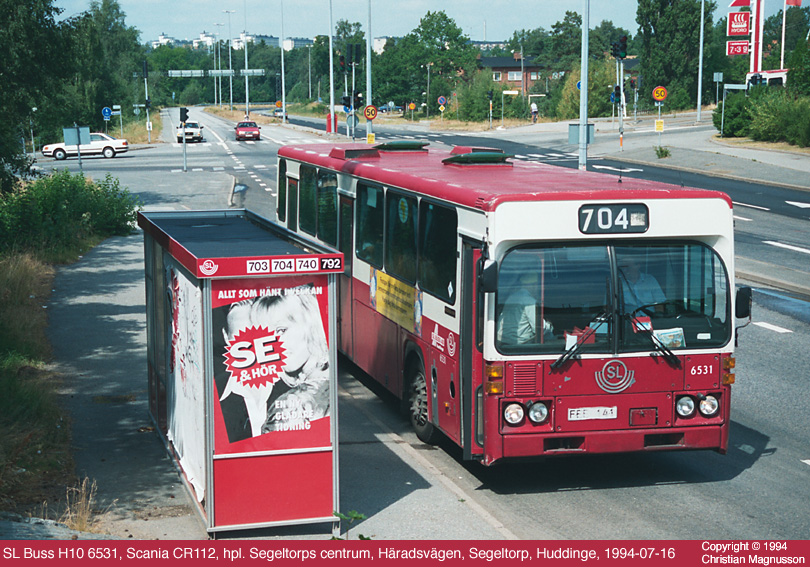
369, 267, 423, 336
166, 263, 206, 502
211, 275, 331, 455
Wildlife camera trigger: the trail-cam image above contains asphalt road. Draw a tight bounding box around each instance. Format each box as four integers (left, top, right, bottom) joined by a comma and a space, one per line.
23, 109, 810, 540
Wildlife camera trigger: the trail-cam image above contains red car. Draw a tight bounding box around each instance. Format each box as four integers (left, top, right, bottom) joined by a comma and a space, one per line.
234, 121, 261, 141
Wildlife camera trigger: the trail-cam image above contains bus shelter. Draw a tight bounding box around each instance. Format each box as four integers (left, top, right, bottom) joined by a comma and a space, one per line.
138, 209, 343, 534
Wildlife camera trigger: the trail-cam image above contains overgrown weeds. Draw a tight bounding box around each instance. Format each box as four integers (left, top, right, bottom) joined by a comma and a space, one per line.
60, 478, 98, 532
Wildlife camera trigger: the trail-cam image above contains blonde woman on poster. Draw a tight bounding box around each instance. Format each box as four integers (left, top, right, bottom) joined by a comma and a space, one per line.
251, 288, 330, 433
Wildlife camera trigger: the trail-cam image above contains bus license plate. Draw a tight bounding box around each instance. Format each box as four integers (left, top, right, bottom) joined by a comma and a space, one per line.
568, 406, 618, 421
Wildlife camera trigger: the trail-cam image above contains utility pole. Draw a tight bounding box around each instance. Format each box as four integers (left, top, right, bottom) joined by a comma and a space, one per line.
224, 10, 235, 111
697, 0, 705, 122
578, 0, 589, 170
244, 0, 250, 118
366, 0, 373, 140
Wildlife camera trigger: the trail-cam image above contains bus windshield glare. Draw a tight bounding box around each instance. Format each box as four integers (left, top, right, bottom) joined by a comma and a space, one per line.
495, 243, 731, 355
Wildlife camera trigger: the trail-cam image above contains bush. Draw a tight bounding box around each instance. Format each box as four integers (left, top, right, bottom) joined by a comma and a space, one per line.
748, 89, 793, 142
784, 97, 810, 147
713, 92, 752, 137
0, 171, 140, 256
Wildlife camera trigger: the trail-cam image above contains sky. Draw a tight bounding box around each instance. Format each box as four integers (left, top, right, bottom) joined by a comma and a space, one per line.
52, 0, 647, 44
53, 0, 788, 46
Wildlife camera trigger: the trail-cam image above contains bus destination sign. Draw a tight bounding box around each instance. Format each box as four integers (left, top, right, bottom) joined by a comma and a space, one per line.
578, 204, 649, 234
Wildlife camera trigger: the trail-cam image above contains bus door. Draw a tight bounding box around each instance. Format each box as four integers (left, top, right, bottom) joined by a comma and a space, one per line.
338, 195, 354, 357
287, 177, 298, 232
462, 241, 484, 459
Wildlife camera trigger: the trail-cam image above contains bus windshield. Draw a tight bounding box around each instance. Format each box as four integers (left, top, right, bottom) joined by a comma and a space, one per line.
495, 243, 731, 355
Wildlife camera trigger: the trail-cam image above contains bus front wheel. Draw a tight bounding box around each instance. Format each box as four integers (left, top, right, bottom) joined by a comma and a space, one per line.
408, 360, 440, 444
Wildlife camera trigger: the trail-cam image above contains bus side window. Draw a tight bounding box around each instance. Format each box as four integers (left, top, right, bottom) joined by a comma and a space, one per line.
385, 191, 418, 283
356, 183, 384, 268
277, 159, 287, 222
317, 170, 338, 246
299, 165, 317, 236
419, 202, 457, 303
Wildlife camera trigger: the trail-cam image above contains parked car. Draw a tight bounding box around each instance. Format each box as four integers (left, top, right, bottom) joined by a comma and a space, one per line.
176, 121, 204, 143
234, 121, 261, 141
41, 132, 128, 160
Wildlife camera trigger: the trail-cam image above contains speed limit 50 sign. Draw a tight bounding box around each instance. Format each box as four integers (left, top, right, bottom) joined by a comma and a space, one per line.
652, 86, 668, 101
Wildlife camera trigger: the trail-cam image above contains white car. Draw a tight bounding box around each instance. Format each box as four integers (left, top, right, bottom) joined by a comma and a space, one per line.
41, 132, 129, 160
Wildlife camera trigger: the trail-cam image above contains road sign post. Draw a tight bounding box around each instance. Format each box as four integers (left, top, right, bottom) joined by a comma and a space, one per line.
652, 86, 668, 146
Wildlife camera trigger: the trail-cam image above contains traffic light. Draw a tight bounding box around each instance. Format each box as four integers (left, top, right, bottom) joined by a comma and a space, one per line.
614, 85, 621, 103
487, 90, 493, 100
353, 90, 363, 109
339, 55, 345, 71
145, 98, 151, 110
142, 60, 148, 79
618, 35, 628, 59
341, 95, 351, 108
610, 42, 619, 58
629, 78, 636, 90
179, 107, 188, 123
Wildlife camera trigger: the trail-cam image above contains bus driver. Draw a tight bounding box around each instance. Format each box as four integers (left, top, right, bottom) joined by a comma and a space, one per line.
497, 272, 554, 346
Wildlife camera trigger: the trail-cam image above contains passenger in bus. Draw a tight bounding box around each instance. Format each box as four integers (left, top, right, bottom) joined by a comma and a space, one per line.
497, 272, 554, 345
619, 256, 665, 312
251, 287, 331, 433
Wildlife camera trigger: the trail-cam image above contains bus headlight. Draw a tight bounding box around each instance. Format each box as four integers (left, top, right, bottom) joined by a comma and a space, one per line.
676, 396, 696, 418
503, 403, 524, 425
699, 395, 720, 417
527, 402, 549, 424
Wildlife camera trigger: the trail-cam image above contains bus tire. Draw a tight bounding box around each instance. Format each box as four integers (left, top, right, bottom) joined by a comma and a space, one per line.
407, 359, 440, 444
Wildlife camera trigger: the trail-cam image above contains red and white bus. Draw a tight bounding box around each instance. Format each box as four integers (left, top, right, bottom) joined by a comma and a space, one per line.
275, 141, 751, 466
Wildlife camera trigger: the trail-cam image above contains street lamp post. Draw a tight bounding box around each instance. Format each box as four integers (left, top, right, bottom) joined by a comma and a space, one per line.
280, 0, 287, 123
696, 0, 705, 122
424, 62, 432, 120
243, 0, 250, 118
224, 9, 235, 111
214, 23, 224, 107
307, 45, 312, 100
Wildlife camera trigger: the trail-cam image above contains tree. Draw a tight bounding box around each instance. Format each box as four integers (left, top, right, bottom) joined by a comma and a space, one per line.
550, 11, 583, 71
0, 0, 72, 193
788, 37, 810, 95
373, 11, 477, 117
556, 58, 617, 119
636, 0, 716, 109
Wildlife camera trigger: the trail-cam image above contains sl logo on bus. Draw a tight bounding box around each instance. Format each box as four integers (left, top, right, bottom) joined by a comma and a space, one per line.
595, 360, 635, 394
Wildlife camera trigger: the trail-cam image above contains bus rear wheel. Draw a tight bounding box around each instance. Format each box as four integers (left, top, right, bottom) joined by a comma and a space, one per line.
408, 360, 440, 444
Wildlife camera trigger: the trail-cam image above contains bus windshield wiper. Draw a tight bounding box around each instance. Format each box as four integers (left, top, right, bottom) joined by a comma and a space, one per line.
624, 311, 681, 368
551, 311, 607, 370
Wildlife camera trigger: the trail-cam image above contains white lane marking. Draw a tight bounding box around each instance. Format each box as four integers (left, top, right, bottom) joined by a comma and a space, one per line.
733, 201, 770, 211
753, 321, 793, 334
255, 164, 267, 169
213, 167, 225, 171
592, 165, 643, 173
734, 215, 753, 222
801, 459, 810, 467
786, 200, 810, 209
763, 241, 810, 255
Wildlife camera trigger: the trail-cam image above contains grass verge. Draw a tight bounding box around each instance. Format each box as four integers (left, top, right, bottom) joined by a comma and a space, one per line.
0, 171, 140, 530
